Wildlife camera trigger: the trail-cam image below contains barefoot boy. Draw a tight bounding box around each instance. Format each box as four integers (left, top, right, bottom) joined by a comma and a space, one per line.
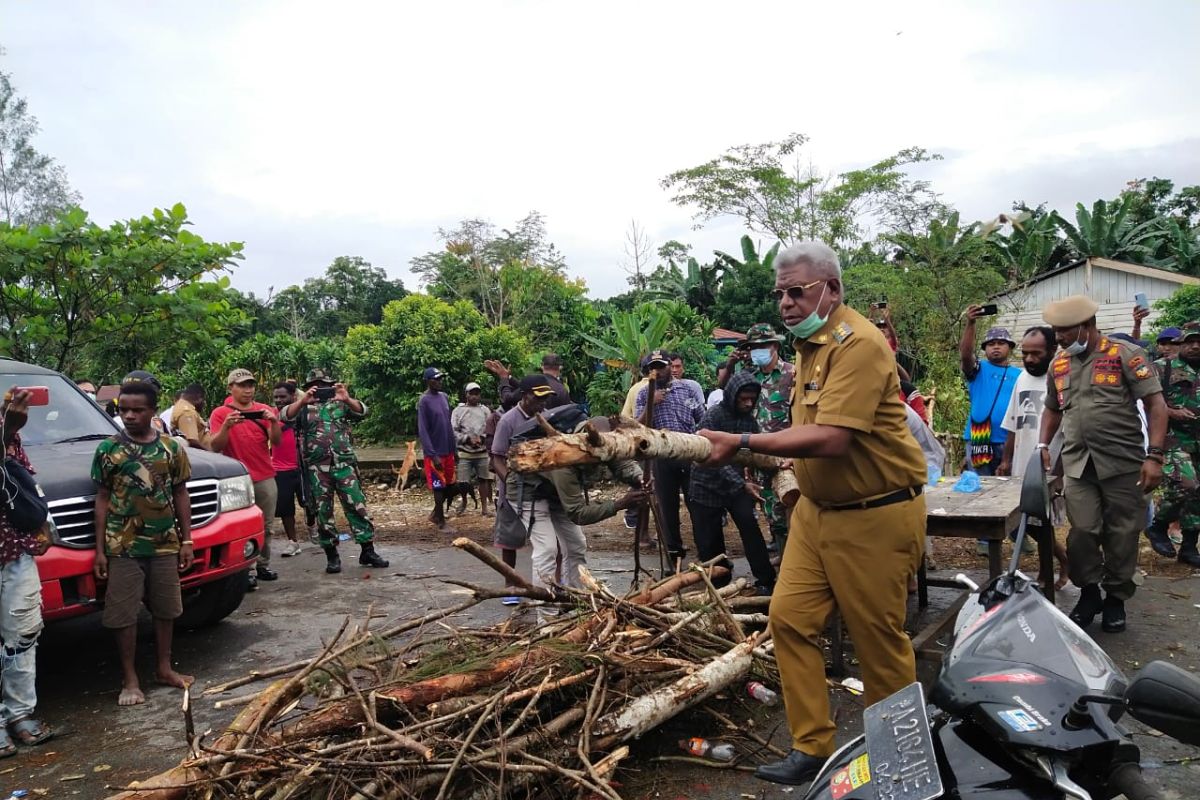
92, 379, 194, 705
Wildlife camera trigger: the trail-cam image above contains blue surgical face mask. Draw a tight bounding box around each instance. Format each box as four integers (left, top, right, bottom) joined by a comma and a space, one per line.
750, 348, 773, 367
784, 282, 830, 340
1064, 329, 1088, 356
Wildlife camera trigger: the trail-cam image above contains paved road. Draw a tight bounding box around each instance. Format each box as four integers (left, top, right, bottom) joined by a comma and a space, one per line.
7, 536, 1199, 799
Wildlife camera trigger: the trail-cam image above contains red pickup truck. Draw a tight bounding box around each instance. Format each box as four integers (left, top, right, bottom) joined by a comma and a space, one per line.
3, 358, 265, 628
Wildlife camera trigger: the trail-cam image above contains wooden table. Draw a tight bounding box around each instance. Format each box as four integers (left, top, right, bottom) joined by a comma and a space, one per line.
910, 476, 1055, 662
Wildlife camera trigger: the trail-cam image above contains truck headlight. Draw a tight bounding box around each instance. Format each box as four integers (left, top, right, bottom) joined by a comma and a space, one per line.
218, 475, 255, 512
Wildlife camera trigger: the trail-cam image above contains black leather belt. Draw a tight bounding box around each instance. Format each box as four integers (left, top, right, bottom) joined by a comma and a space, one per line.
823, 485, 923, 512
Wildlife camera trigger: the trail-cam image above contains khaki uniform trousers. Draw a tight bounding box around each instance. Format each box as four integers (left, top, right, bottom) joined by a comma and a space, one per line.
769, 493, 924, 757
1063, 460, 1146, 601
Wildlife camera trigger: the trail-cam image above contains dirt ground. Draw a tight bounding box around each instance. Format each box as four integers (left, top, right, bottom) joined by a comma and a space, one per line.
6, 482, 1199, 799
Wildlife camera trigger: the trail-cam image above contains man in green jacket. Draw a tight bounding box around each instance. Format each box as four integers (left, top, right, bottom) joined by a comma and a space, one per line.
505, 412, 645, 594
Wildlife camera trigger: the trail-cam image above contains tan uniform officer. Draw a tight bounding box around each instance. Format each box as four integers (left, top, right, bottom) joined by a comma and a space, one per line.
700, 241, 926, 787
1039, 295, 1166, 633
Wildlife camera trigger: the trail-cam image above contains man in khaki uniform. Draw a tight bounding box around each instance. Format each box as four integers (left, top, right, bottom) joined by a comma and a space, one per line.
1038, 295, 1166, 633
700, 241, 926, 786
168, 384, 211, 450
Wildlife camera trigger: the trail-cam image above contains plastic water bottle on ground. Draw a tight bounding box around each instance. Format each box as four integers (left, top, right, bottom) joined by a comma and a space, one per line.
679, 737, 736, 761
746, 680, 780, 706
927, 464, 941, 487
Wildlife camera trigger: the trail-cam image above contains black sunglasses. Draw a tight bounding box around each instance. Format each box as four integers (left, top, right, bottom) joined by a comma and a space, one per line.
770, 278, 825, 304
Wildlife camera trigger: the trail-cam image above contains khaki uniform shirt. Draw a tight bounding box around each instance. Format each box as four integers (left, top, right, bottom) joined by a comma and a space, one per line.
170, 398, 211, 449
790, 304, 926, 505
1044, 335, 1161, 480
621, 377, 651, 419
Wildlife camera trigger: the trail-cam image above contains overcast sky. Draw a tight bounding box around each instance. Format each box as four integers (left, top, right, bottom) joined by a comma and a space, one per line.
4, 1, 1198, 300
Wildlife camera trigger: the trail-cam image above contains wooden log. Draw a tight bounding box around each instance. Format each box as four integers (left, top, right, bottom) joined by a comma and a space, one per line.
590, 637, 757, 748
280, 617, 601, 742
508, 424, 791, 476
629, 566, 729, 605
451, 537, 556, 600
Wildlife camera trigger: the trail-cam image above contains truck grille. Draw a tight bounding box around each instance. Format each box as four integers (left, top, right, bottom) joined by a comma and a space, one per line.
48, 478, 223, 549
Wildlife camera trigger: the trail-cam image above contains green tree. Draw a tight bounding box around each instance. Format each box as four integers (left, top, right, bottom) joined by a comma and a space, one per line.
660, 132, 940, 247
0, 203, 244, 376
711, 236, 781, 332
342, 294, 530, 439
265, 256, 407, 339
1052, 196, 1166, 265
170, 333, 344, 407
410, 212, 566, 326
0, 69, 81, 225
581, 300, 717, 414
1149, 285, 1200, 334
979, 204, 1072, 283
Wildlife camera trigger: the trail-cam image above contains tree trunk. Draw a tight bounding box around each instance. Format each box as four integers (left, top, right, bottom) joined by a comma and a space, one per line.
508, 422, 799, 506
590, 637, 757, 749
280, 617, 602, 742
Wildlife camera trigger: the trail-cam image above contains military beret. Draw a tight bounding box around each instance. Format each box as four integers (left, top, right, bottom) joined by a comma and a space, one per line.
1043, 295, 1100, 327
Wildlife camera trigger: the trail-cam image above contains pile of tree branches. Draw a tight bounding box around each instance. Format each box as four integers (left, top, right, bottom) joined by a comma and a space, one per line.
107, 540, 780, 800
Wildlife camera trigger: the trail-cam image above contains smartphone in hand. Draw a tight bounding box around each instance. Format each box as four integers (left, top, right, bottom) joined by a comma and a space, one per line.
1134, 292, 1150, 312
7, 386, 51, 406
978, 303, 998, 316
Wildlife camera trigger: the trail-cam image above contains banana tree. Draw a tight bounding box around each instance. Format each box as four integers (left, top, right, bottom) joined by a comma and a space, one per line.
979, 209, 1070, 284
647, 257, 724, 314
1158, 220, 1200, 275
1052, 196, 1166, 264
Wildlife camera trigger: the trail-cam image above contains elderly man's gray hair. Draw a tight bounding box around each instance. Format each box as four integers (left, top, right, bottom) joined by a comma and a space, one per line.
774, 241, 841, 278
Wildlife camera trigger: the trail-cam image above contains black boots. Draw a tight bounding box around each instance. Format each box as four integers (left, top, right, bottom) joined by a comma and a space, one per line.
323, 545, 342, 574
1179, 530, 1200, 567
1101, 594, 1126, 633
1069, 584, 1103, 629
359, 542, 389, 568
754, 749, 825, 786
1145, 521, 1177, 558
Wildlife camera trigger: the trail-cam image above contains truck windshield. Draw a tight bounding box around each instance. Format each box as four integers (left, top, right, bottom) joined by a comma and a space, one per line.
1, 374, 118, 446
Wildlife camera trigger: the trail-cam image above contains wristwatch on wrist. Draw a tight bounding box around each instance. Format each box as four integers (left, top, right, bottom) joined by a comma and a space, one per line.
1035, 443, 1049, 451
738, 433, 752, 456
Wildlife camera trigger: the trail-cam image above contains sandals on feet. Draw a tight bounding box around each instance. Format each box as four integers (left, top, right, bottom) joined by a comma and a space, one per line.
9, 716, 53, 746
0, 728, 15, 758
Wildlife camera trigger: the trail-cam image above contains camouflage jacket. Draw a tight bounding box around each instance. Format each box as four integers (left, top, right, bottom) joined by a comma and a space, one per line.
286, 399, 368, 466
745, 360, 795, 433
1157, 356, 1200, 453
91, 433, 191, 557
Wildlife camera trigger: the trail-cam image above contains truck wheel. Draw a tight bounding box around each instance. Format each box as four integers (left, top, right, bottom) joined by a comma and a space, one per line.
177, 570, 250, 630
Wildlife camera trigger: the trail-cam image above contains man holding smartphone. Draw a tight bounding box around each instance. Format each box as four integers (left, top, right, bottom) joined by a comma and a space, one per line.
959, 305, 1020, 475
209, 368, 282, 589
281, 370, 387, 573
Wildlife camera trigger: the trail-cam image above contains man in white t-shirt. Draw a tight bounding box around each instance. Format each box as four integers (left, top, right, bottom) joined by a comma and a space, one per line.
997, 325, 1069, 588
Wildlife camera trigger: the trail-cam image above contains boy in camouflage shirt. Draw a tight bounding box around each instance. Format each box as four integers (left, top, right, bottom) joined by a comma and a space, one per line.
92, 379, 194, 706
281, 370, 389, 574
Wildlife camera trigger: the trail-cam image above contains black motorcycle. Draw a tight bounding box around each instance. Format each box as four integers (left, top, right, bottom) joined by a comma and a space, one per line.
798, 462, 1200, 800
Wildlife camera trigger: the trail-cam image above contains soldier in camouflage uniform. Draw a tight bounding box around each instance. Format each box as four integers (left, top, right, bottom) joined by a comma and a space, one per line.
281, 369, 389, 574
720, 323, 796, 549
1146, 326, 1200, 566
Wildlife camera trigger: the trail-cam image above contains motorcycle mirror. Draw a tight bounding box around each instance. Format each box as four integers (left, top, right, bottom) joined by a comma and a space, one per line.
1125, 661, 1200, 747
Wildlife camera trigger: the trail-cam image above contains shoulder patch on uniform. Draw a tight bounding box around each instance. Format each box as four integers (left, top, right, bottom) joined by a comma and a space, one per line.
1135, 364, 1152, 380
832, 322, 854, 343
1052, 353, 1070, 376
1129, 355, 1146, 370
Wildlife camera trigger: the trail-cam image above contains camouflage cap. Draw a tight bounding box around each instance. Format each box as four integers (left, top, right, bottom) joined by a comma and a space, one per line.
1174, 324, 1200, 343
744, 323, 784, 345
304, 368, 336, 387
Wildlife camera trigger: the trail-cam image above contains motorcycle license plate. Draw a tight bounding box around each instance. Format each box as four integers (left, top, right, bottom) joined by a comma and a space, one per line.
862, 682, 943, 800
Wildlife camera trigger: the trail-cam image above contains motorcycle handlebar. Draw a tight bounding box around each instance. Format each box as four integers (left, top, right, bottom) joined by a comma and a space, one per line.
1107, 763, 1162, 800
